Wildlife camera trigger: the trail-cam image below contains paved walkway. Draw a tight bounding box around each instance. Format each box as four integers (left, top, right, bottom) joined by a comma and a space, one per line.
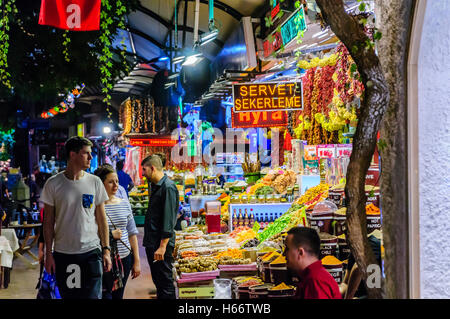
0, 227, 156, 299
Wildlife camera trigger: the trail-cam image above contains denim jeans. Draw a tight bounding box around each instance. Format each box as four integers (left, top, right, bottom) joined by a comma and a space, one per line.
145, 246, 176, 299
53, 248, 103, 299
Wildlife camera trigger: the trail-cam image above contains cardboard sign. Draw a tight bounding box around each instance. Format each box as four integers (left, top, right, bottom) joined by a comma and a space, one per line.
336, 144, 353, 157
233, 82, 303, 113
231, 109, 288, 128
317, 144, 337, 158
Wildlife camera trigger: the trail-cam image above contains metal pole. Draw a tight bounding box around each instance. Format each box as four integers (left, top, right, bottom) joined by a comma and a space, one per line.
193, 0, 200, 45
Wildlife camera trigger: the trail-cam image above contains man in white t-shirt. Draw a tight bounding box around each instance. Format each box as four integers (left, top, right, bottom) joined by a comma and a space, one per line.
41, 136, 112, 299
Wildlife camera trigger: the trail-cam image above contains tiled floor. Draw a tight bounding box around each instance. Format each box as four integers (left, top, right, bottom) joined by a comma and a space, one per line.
0, 227, 156, 299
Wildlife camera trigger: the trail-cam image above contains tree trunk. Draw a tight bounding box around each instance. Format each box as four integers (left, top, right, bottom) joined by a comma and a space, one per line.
315, 0, 390, 299
375, 0, 416, 299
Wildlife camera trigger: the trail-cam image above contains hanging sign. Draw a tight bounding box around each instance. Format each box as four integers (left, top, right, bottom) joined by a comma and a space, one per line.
263, 31, 283, 58
38, 0, 101, 31
233, 82, 303, 113
281, 6, 307, 45
129, 138, 177, 147
231, 109, 288, 128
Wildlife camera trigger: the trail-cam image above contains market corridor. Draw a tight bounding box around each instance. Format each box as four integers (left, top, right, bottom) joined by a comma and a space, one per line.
0, 228, 156, 299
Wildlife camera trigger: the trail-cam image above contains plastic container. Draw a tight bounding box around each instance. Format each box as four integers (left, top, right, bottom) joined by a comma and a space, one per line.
269, 264, 289, 285
249, 283, 274, 299
319, 232, 339, 260
308, 200, 338, 234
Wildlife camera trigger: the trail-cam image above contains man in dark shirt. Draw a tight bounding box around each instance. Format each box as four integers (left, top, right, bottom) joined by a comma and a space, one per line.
141, 154, 179, 299
116, 160, 134, 197
284, 227, 341, 299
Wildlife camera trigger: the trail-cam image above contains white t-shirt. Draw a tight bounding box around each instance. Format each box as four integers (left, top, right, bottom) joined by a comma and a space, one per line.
40, 171, 109, 254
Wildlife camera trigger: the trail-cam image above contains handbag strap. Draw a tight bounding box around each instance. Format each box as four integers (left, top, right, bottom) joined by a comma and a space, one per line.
105, 210, 132, 253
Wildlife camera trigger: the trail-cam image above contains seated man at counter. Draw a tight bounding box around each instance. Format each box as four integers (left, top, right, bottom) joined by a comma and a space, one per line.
284, 227, 341, 299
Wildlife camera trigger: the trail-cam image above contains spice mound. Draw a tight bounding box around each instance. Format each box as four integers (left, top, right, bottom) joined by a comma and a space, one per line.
321, 255, 342, 266
270, 282, 294, 290
270, 255, 287, 265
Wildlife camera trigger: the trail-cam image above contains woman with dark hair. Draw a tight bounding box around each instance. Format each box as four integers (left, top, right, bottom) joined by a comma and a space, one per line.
94, 165, 141, 299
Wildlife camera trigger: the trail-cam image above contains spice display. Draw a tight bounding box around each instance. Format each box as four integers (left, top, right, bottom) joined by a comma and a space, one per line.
296, 183, 330, 206
366, 203, 380, 215
229, 226, 252, 238
180, 250, 199, 259
218, 257, 252, 265
270, 255, 286, 265
321, 255, 342, 265
176, 257, 218, 273
269, 282, 293, 290
235, 229, 257, 244
215, 248, 243, 260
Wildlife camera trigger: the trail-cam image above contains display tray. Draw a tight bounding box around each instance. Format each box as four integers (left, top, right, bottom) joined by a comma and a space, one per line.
177, 275, 220, 284
268, 286, 296, 295
218, 263, 258, 272
180, 269, 220, 278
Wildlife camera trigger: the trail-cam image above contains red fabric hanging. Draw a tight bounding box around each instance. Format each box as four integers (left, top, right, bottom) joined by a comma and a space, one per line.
283, 130, 292, 151
38, 0, 101, 31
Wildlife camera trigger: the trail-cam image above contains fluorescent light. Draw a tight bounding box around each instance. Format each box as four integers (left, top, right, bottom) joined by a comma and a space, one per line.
318, 33, 329, 39
200, 29, 219, 46
158, 56, 170, 62
312, 29, 328, 38
168, 73, 180, 80
173, 55, 185, 64
182, 54, 203, 66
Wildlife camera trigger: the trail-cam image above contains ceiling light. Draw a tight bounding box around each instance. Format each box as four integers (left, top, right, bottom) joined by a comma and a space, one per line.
168, 73, 180, 80
200, 29, 219, 46
318, 33, 329, 39
173, 55, 186, 64
182, 54, 203, 66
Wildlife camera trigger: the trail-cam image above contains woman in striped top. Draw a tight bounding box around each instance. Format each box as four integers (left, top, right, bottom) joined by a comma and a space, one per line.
95, 165, 141, 299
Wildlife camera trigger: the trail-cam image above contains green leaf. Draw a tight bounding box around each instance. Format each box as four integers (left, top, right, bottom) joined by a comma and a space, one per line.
359, 2, 366, 11
373, 31, 382, 41
350, 63, 357, 73
295, 1, 301, 9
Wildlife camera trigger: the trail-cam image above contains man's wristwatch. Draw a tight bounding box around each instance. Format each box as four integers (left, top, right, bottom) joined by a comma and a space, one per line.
102, 246, 111, 253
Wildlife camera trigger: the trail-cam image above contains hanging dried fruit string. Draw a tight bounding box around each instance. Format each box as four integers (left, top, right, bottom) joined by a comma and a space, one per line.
0, 0, 18, 89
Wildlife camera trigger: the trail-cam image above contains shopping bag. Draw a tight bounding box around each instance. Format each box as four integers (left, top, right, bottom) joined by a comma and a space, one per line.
36, 263, 61, 299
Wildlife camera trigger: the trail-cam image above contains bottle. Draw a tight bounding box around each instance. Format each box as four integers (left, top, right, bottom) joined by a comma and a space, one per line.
244, 209, 249, 228
249, 213, 255, 229
257, 215, 263, 230
232, 209, 238, 230
238, 209, 244, 227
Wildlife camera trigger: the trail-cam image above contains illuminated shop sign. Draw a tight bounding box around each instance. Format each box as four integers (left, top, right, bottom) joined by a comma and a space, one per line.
231, 109, 288, 128
233, 82, 303, 113
263, 31, 283, 58
281, 6, 307, 45
129, 138, 177, 147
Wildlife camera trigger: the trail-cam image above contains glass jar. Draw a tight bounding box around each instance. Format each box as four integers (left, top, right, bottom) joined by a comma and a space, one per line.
241, 195, 248, 204
258, 195, 266, 203
250, 195, 257, 204
273, 194, 281, 203
266, 194, 273, 203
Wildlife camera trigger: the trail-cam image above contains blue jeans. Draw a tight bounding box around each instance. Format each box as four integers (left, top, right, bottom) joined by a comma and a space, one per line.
53, 248, 103, 299
102, 253, 133, 299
